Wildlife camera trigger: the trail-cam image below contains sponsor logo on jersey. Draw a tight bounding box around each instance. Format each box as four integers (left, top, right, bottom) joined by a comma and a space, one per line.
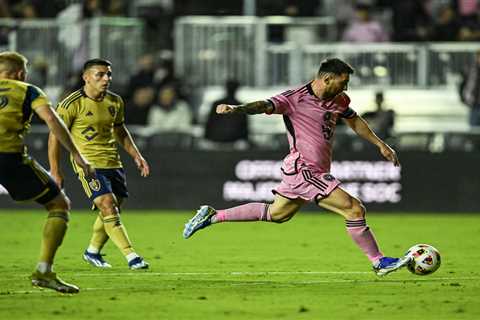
323, 173, 335, 181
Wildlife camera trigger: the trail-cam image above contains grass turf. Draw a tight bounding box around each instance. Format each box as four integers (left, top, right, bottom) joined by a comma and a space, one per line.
0, 210, 479, 320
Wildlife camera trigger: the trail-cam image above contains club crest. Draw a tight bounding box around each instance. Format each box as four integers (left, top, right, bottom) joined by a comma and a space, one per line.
88, 178, 101, 191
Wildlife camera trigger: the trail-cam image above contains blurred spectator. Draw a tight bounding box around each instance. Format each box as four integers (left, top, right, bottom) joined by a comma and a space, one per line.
204, 79, 249, 144
126, 53, 156, 99
458, 8, 480, 41
57, 0, 104, 72
146, 84, 193, 133
432, 5, 460, 41
361, 91, 395, 139
342, 4, 389, 42
126, 86, 155, 125
459, 51, 480, 127
391, 1, 433, 41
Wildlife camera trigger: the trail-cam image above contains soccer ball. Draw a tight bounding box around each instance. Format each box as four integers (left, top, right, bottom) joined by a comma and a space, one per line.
405, 244, 441, 275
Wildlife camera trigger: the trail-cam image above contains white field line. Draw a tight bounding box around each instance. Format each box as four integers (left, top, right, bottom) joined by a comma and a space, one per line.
77, 271, 372, 277
1, 276, 478, 296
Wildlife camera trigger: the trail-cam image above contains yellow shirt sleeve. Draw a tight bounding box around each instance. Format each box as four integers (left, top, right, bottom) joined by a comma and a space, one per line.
115, 96, 125, 126
56, 98, 78, 128
30, 85, 51, 110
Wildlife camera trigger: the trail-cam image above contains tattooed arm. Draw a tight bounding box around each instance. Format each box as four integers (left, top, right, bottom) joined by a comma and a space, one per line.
216, 100, 274, 115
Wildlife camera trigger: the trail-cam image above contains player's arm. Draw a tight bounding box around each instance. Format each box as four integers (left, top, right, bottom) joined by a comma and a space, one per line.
48, 130, 64, 187
36, 105, 95, 179
114, 124, 150, 177
216, 100, 274, 115
344, 115, 400, 166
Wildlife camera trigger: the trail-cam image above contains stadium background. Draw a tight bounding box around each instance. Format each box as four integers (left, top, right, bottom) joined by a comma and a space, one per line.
0, 0, 479, 212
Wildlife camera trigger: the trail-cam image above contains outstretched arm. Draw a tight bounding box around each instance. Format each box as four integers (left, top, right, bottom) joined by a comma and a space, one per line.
36, 105, 95, 180
216, 100, 274, 115
114, 124, 150, 177
48, 131, 64, 187
344, 115, 400, 166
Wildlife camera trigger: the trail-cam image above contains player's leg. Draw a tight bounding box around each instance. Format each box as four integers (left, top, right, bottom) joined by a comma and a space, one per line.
83, 213, 111, 268
84, 197, 122, 268
317, 187, 409, 276
31, 191, 80, 293
183, 194, 305, 239
0, 154, 79, 293
94, 193, 148, 270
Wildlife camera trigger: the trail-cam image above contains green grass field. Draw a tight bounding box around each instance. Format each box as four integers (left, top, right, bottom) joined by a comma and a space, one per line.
0, 210, 479, 320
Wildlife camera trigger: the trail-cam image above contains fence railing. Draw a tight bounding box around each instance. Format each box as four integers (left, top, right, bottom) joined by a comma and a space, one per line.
174, 16, 480, 88
0, 17, 143, 88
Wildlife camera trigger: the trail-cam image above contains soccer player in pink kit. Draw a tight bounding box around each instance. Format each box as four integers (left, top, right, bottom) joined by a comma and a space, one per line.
183, 58, 409, 276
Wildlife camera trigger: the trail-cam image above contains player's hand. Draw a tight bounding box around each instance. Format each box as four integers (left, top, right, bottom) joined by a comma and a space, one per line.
216, 104, 236, 114
134, 155, 150, 177
379, 143, 400, 167
73, 153, 96, 179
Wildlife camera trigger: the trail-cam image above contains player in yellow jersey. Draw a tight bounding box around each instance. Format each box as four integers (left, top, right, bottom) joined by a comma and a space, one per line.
48, 59, 150, 270
0, 51, 95, 293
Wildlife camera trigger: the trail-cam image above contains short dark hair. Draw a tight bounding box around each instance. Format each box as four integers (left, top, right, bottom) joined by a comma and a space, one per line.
82, 58, 112, 72
317, 58, 354, 77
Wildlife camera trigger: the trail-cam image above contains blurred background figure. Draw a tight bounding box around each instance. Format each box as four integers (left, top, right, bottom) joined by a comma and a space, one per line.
146, 84, 193, 133
459, 51, 480, 127
361, 91, 395, 139
432, 5, 460, 41
126, 86, 155, 125
342, 4, 389, 42
204, 79, 249, 146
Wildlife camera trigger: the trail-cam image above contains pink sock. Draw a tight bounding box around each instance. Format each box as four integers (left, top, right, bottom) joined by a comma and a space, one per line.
215, 203, 271, 223
346, 219, 383, 263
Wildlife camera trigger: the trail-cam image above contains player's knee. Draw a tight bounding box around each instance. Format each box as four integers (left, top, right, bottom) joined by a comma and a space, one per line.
48, 210, 70, 223
99, 202, 119, 216
95, 196, 120, 216
346, 201, 366, 220
270, 210, 294, 224
45, 192, 71, 212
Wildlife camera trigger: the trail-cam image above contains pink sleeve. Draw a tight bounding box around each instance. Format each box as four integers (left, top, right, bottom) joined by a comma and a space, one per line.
337, 93, 357, 118
267, 91, 295, 115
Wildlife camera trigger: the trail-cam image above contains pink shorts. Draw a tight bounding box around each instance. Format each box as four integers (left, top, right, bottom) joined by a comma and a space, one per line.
273, 168, 341, 202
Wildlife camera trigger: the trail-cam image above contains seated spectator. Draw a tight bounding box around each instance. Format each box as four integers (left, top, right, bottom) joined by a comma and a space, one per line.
361, 91, 395, 139
432, 5, 460, 41
342, 4, 389, 42
458, 9, 480, 41
126, 86, 155, 125
204, 79, 249, 144
146, 84, 192, 133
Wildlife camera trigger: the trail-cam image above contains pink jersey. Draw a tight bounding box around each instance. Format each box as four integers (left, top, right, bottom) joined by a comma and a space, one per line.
268, 82, 357, 173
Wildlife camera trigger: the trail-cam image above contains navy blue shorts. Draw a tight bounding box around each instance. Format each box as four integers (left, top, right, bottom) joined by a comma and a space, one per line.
78, 168, 128, 203
0, 153, 60, 204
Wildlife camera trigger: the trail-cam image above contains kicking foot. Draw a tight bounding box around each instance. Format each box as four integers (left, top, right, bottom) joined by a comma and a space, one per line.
183, 205, 216, 239
31, 271, 79, 294
128, 256, 149, 270
373, 256, 411, 276
83, 250, 112, 268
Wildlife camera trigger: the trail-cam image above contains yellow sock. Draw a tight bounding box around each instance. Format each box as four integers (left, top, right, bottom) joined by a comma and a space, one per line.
102, 214, 134, 256
88, 215, 109, 252
39, 211, 69, 264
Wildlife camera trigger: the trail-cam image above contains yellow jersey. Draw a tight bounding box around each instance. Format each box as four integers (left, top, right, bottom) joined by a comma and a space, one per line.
0, 79, 50, 153
56, 89, 125, 169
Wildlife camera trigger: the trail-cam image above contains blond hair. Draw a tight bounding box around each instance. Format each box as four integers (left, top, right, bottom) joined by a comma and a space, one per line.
0, 51, 28, 73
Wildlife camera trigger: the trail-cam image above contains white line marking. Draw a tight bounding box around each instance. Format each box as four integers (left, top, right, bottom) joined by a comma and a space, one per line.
1, 276, 476, 296
76, 271, 372, 277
